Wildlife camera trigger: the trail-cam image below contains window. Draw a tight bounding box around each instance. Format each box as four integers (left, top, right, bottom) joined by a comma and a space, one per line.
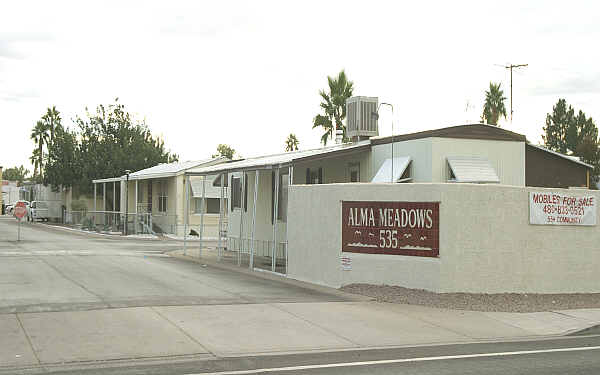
147, 180, 153, 212
348, 163, 360, 182
158, 180, 168, 212
448, 163, 456, 181
195, 198, 224, 214
399, 161, 412, 183
272, 171, 289, 222
137, 183, 143, 204
231, 176, 241, 209
446, 157, 499, 183
278, 173, 289, 221
371, 157, 411, 183
305, 167, 323, 184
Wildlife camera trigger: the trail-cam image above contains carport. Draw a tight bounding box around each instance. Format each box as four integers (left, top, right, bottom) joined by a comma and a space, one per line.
184, 140, 371, 275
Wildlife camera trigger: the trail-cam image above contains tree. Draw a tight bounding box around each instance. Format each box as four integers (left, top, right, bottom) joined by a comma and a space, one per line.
30, 120, 49, 180
212, 144, 236, 159
481, 82, 507, 126
313, 70, 354, 145
542, 99, 574, 154
78, 99, 178, 194
542, 98, 600, 186
44, 124, 79, 191
2, 165, 29, 184
42, 106, 61, 146
285, 133, 299, 152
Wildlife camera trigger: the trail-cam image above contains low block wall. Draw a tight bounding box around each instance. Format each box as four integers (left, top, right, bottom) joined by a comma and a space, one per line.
287, 183, 600, 293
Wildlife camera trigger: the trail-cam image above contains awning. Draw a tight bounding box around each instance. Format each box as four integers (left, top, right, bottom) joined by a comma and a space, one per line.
189, 176, 226, 199
371, 156, 412, 183
211, 173, 229, 188
447, 156, 499, 183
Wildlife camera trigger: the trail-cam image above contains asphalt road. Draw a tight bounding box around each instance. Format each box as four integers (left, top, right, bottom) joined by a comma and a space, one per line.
3, 216, 600, 375
27, 335, 600, 375
0, 217, 343, 314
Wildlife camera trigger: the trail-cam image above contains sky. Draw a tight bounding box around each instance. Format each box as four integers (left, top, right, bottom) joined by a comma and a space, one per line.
2, 0, 600, 172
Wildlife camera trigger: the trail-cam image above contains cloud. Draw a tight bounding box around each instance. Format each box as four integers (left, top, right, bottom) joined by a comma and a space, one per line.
528, 73, 600, 96
0, 88, 40, 102
0, 32, 54, 59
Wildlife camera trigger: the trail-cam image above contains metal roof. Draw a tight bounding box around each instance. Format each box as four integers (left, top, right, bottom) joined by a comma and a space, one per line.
447, 156, 500, 183
371, 156, 412, 183
186, 140, 371, 176
371, 124, 527, 145
527, 143, 594, 169
92, 158, 227, 183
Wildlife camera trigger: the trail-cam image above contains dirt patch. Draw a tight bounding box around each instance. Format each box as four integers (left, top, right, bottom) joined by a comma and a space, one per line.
340, 284, 600, 312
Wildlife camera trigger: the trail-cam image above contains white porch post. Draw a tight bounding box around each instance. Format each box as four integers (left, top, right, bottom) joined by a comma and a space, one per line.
250, 170, 259, 269
217, 174, 224, 261
199, 175, 206, 258
135, 180, 138, 234
93, 183, 97, 227
285, 165, 293, 274
113, 181, 116, 212
271, 167, 280, 272
183, 176, 189, 255
103, 182, 106, 227
238, 172, 245, 266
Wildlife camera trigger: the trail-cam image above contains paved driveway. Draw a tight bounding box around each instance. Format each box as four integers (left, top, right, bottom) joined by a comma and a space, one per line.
0, 217, 344, 314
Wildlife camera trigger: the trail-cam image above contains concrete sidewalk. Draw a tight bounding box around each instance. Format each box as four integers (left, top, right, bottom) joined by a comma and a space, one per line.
2, 301, 600, 371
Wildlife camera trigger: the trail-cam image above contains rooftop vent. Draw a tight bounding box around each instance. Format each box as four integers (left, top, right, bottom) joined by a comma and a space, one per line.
346, 96, 378, 141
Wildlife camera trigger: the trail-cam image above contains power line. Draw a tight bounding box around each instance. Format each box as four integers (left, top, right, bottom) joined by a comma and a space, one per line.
503, 63, 528, 122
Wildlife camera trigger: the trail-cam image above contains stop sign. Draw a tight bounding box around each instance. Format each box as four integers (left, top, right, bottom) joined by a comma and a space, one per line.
14, 201, 27, 219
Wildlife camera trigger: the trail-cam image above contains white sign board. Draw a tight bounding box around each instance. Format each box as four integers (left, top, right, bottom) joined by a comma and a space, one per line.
529, 191, 597, 226
340, 255, 352, 271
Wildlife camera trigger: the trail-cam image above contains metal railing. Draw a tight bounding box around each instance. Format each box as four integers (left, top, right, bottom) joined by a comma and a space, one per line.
63, 210, 155, 235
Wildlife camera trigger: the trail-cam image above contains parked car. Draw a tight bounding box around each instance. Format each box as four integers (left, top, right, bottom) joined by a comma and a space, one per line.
5, 204, 13, 215
28, 201, 49, 222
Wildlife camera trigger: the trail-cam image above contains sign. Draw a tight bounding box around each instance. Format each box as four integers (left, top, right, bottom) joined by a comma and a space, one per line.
14, 201, 27, 219
340, 255, 352, 271
342, 201, 440, 257
529, 191, 596, 226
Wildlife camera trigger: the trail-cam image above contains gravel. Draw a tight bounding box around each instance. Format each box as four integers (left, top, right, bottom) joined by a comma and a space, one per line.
340, 284, 600, 313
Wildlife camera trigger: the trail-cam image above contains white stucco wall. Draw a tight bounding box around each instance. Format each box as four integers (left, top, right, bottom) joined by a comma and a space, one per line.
287, 183, 600, 293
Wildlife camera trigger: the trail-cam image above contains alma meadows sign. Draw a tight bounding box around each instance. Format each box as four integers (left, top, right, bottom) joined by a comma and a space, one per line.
342, 201, 439, 257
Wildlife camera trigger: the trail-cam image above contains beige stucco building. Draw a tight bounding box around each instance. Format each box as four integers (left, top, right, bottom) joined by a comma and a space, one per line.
92, 158, 228, 236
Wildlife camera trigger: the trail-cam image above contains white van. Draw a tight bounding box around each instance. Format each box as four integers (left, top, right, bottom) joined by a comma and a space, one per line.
29, 201, 49, 222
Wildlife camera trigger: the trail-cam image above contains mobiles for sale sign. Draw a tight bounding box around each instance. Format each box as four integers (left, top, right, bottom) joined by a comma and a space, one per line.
529, 191, 597, 226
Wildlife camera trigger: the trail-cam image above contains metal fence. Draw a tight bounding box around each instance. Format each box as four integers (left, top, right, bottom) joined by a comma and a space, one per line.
63, 210, 156, 235
226, 237, 287, 273
151, 214, 178, 235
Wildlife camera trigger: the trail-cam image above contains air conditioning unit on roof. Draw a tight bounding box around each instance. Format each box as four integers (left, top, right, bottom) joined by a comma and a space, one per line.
346, 96, 379, 141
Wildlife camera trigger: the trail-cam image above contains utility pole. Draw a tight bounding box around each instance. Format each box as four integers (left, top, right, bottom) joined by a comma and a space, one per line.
504, 63, 528, 122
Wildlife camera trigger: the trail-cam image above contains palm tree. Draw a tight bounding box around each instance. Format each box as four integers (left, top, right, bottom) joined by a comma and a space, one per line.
482, 82, 507, 126
30, 120, 49, 179
43, 106, 61, 145
285, 133, 299, 152
312, 70, 354, 145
